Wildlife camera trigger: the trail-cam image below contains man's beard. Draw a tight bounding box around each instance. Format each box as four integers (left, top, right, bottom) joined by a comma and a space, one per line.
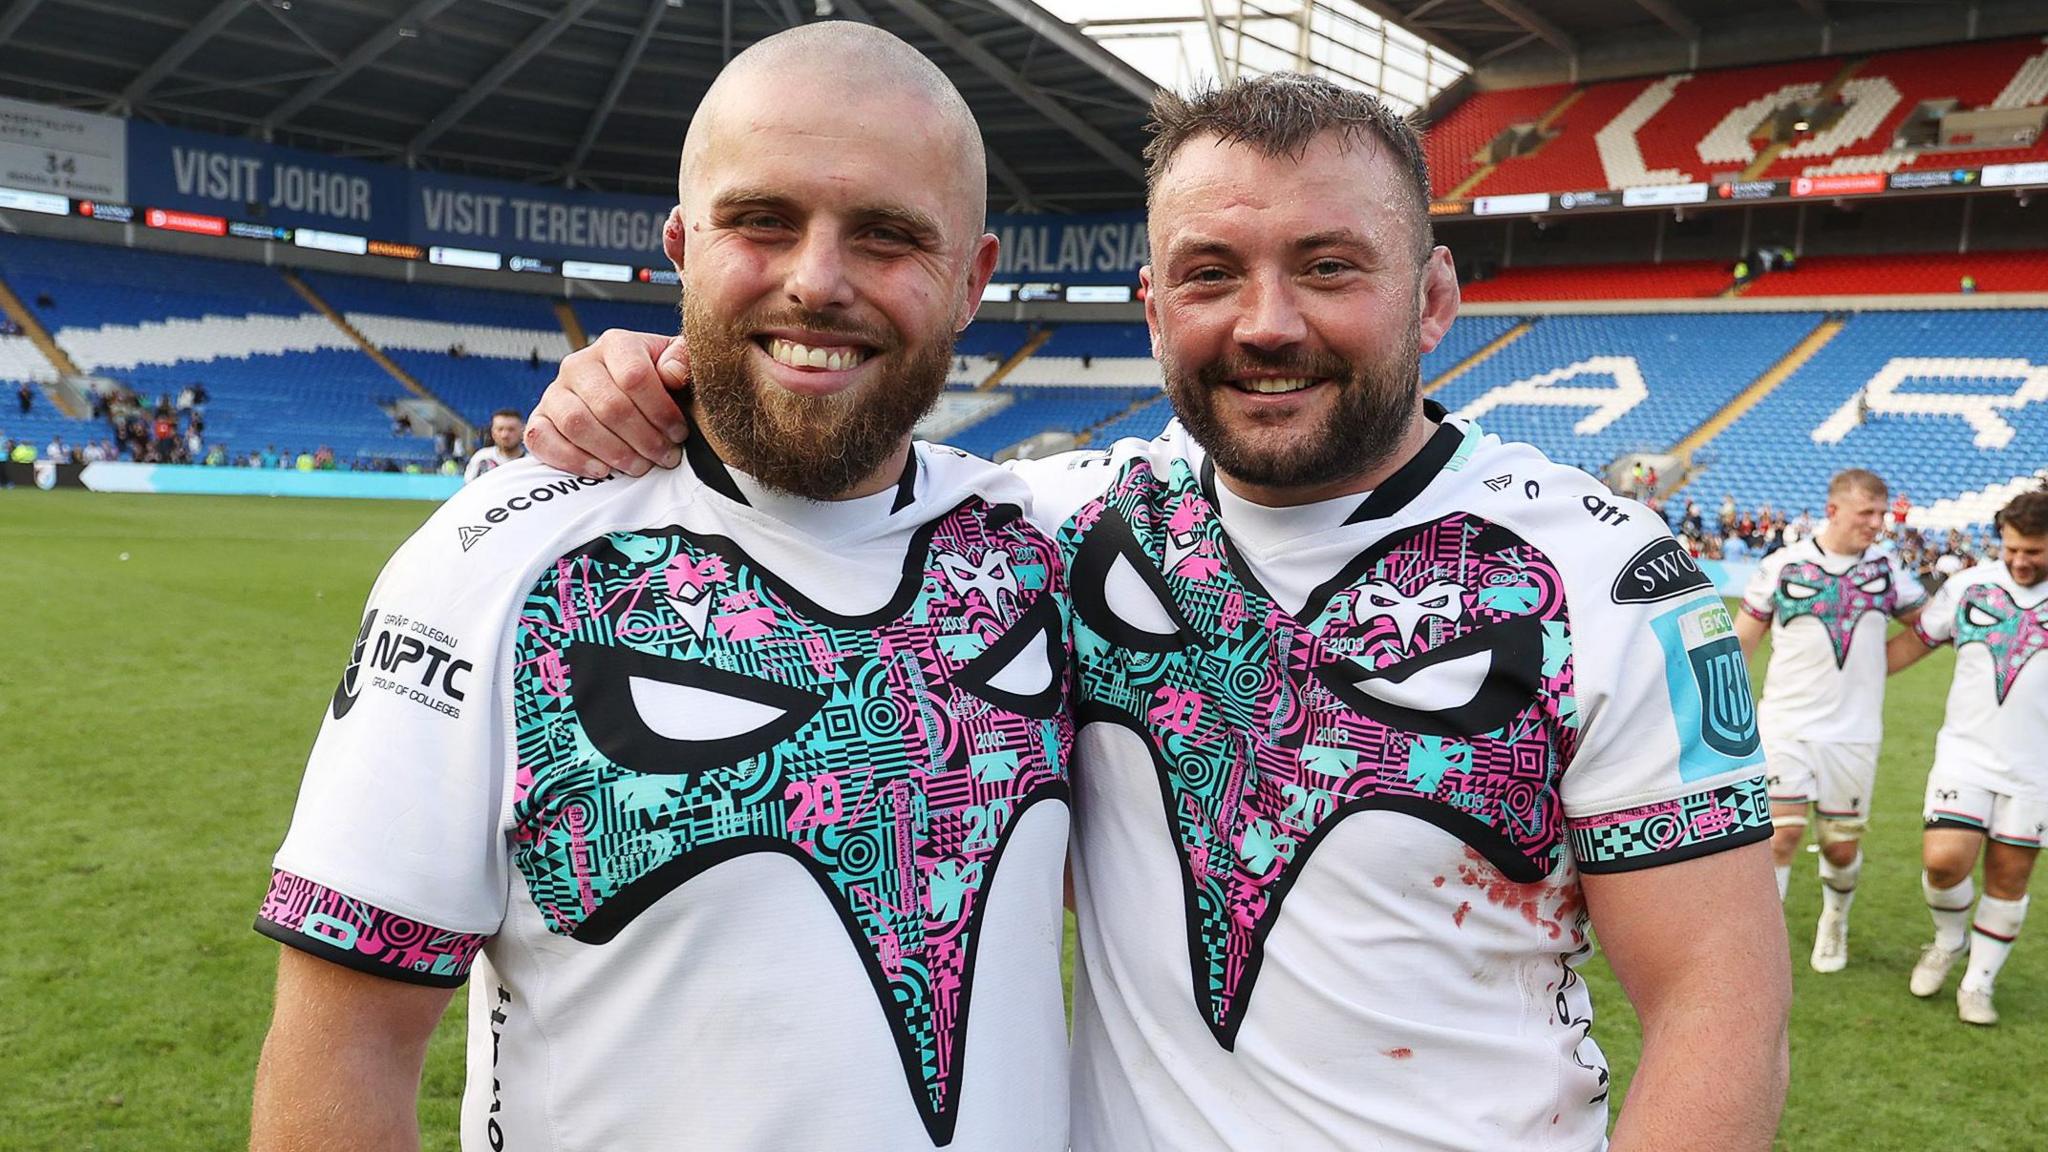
1160, 317, 1423, 491
683, 297, 953, 500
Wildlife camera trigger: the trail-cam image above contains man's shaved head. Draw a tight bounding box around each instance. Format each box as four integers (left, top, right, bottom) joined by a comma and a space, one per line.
682, 22, 987, 230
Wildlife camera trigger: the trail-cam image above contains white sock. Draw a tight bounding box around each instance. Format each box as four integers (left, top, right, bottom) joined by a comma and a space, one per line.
1923, 872, 1974, 953
1776, 865, 1791, 902
1962, 894, 2029, 994
1819, 851, 1862, 918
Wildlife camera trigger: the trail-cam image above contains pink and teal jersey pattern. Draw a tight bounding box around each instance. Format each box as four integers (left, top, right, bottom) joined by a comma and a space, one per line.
1758, 555, 1904, 668
257, 870, 488, 984
1938, 582, 2048, 704
504, 496, 1072, 1146
1055, 447, 1769, 1049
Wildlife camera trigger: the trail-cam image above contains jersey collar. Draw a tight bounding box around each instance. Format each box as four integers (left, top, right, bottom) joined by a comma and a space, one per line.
683, 430, 920, 514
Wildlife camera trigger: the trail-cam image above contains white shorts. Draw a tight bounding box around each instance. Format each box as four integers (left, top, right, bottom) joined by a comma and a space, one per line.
1923, 768, 2048, 849
1763, 735, 1879, 824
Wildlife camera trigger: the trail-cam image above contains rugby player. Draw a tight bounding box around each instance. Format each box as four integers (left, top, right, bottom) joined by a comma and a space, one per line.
251, 25, 1072, 1151
461, 408, 526, 482
1890, 487, 2048, 1025
533, 71, 1791, 1152
1735, 469, 1925, 972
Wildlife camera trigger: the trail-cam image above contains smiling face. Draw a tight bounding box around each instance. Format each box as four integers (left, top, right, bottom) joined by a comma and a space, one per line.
669, 54, 997, 499
1141, 130, 1458, 503
1822, 484, 1888, 554
2004, 525, 2047, 587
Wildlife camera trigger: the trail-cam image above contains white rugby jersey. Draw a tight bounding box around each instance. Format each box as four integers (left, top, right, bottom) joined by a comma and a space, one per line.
1740, 537, 1925, 744
464, 445, 524, 481
1016, 409, 1769, 1152
1915, 561, 2048, 799
259, 442, 1074, 1152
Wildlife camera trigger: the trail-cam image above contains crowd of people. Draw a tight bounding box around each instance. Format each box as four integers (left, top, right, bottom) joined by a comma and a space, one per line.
1, 376, 509, 477
1649, 489, 2003, 592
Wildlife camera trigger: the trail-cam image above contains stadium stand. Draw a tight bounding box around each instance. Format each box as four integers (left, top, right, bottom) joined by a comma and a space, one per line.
0, 235, 434, 463
946, 384, 1157, 458
1433, 312, 1823, 474
1464, 77, 1657, 197
1001, 323, 1156, 387
1461, 261, 1733, 301
571, 298, 677, 343
1455, 34, 2048, 194
1761, 36, 2048, 179
1638, 59, 1844, 183
1677, 308, 2048, 530
1420, 312, 1524, 378
1741, 250, 2048, 296
1423, 82, 1574, 198
297, 270, 569, 427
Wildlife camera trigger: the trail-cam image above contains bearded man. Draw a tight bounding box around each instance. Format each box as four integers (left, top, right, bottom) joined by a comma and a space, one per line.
251, 24, 1072, 1152
534, 70, 1789, 1152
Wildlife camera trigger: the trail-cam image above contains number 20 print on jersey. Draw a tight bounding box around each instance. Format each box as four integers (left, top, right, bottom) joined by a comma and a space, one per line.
509, 497, 1072, 1146
1059, 456, 1580, 1049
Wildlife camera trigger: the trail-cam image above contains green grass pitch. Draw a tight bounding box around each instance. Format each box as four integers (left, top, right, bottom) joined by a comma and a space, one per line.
4, 489, 2044, 1150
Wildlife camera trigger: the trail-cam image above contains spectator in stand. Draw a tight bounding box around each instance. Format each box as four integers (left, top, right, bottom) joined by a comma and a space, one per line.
1721, 492, 1739, 536
1893, 490, 1912, 529
186, 426, 204, 463
259, 445, 279, 470
190, 382, 208, 408
1960, 274, 1978, 295
34, 291, 52, 309
153, 412, 178, 460
314, 446, 336, 471
8, 440, 33, 464
1682, 499, 1705, 538
205, 444, 228, 467
529, 347, 543, 371
43, 435, 65, 462
464, 409, 527, 482
17, 383, 31, 416
294, 451, 316, 472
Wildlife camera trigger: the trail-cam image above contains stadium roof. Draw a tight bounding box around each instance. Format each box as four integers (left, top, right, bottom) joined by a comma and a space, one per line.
3, 1, 2042, 216
0, 0, 1163, 213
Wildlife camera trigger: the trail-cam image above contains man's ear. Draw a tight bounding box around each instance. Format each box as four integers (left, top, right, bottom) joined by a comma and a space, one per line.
957, 232, 1000, 331
1140, 265, 1162, 361
662, 205, 687, 274
1417, 245, 1460, 356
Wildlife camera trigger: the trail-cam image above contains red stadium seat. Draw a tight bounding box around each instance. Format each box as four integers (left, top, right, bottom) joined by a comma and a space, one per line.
1424, 83, 1573, 198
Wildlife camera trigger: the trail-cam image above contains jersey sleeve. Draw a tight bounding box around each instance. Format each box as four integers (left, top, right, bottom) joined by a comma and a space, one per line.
255, 525, 513, 987
1891, 553, 1929, 614
1562, 528, 1771, 874
1738, 552, 1780, 622
1913, 574, 1961, 646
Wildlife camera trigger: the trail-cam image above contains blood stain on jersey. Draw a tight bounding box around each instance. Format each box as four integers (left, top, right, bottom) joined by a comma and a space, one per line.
1772, 557, 1898, 667
508, 498, 1072, 1146
1455, 846, 1583, 943
1059, 456, 1579, 1048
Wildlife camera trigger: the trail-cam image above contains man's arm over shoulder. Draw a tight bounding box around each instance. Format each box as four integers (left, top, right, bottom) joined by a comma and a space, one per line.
251, 948, 456, 1151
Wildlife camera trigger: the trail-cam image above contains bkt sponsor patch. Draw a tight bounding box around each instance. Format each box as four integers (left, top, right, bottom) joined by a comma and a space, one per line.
1651, 597, 1761, 781
1611, 536, 1712, 604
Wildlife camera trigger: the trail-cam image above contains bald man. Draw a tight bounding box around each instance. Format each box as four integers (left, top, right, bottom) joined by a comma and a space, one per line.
250, 25, 1072, 1152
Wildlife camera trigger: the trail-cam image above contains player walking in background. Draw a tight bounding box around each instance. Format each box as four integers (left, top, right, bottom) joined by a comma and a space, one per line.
251, 25, 1072, 1151
530, 72, 1791, 1152
1736, 469, 1926, 972
1890, 488, 2048, 1025
461, 408, 526, 481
